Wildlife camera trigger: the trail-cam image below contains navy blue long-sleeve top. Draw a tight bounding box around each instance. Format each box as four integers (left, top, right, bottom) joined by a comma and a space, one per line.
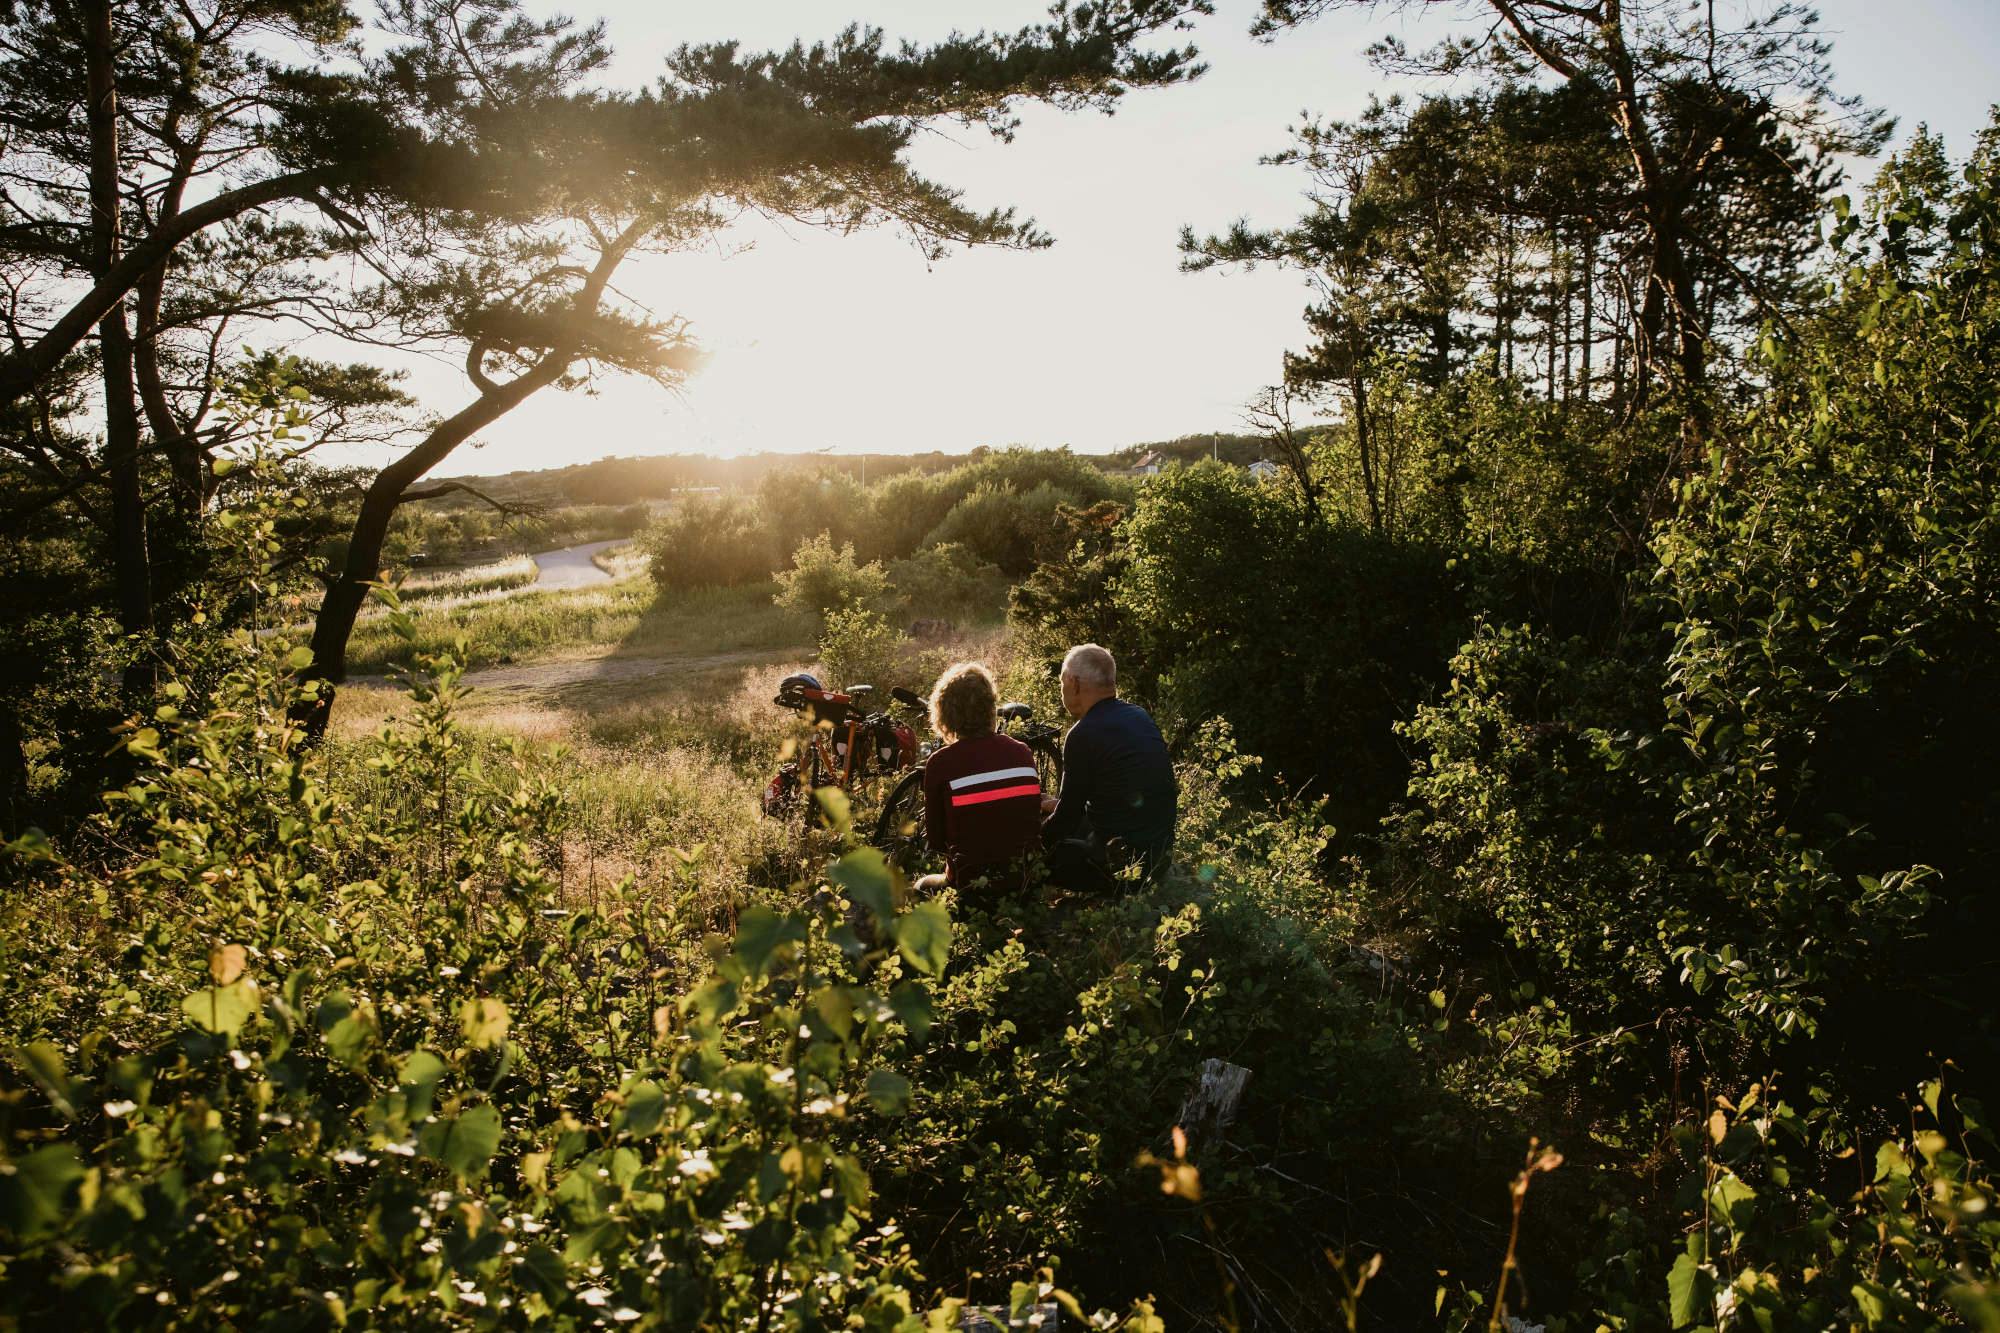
1042, 696, 1177, 853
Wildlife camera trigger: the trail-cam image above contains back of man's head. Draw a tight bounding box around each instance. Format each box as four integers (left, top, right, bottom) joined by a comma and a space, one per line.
1062, 643, 1116, 693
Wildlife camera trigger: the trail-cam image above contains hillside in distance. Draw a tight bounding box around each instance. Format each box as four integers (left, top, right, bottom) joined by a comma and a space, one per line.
435, 432, 1273, 506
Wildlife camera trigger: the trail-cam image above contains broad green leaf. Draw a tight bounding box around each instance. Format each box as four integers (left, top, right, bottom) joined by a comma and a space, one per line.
893, 901, 953, 977
888, 981, 933, 1041
317, 992, 376, 1065
182, 978, 260, 1036
732, 907, 804, 978
0, 1144, 84, 1238
398, 1049, 447, 1122
828, 1153, 870, 1211
688, 979, 739, 1025
1946, 1282, 2000, 1333
812, 785, 852, 832
1707, 1172, 1756, 1235
830, 847, 894, 924
865, 1069, 912, 1115
1852, 1281, 1892, 1326
459, 997, 509, 1049
618, 1080, 666, 1138
283, 646, 314, 671
1667, 1251, 1711, 1329
428, 1103, 503, 1180
13, 1042, 76, 1120
516, 1244, 568, 1301
814, 987, 855, 1040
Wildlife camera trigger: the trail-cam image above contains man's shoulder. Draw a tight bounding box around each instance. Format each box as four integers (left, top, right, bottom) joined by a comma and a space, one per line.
1097, 697, 1162, 733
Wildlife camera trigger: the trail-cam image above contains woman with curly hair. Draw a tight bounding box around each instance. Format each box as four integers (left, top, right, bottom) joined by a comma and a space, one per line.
914, 661, 1043, 898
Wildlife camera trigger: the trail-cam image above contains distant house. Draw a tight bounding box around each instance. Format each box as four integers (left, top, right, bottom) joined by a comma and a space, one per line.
1130, 450, 1166, 476
1247, 459, 1282, 481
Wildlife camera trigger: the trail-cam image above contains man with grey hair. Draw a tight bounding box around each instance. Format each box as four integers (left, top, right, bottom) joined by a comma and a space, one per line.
1040, 642, 1177, 884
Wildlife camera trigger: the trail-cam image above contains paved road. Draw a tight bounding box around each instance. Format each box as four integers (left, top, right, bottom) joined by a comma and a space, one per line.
532, 539, 622, 590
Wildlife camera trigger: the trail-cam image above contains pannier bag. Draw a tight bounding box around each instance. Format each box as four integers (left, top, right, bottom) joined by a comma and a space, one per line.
762, 762, 801, 817
876, 717, 916, 769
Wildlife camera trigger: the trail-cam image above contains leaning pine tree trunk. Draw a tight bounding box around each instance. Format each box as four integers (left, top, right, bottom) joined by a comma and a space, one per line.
298, 355, 569, 741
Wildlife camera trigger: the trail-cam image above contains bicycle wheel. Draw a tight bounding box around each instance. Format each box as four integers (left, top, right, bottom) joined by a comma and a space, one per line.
1026, 733, 1063, 794
873, 767, 927, 873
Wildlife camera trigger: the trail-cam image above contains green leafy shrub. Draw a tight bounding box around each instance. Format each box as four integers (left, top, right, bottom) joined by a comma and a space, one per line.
817, 605, 909, 695
924, 480, 1071, 576
1115, 461, 1462, 828
1008, 499, 1135, 665
885, 542, 1007, 623
641, 493, 776, 591
772, 532, 890, 630
0, 618, 985, 1327
867, 470, 962, 562
758, 467, 871, 556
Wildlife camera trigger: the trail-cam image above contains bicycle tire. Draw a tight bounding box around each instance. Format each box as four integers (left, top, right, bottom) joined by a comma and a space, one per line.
873, 767, 929, 872
1025, 733, 1063, 792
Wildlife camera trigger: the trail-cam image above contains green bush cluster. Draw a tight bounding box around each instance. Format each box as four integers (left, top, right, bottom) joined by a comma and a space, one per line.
641, 493, 777, 594
0, 619, 1028, 1328
772, 533, 891, 631
990, 134, 2000, 1327
639, 450, 1127, 619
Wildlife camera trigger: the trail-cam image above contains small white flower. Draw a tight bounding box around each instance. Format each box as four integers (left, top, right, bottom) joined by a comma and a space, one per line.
676, 1150, 716, 1178
333, 1148, 369, 1165
578, 1287, 610, 1307
103, 1100, 137, 1117
700, 1230, 726, 1246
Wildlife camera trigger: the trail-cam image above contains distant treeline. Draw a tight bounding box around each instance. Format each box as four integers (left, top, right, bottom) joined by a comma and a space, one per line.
438, 433, 1276, 508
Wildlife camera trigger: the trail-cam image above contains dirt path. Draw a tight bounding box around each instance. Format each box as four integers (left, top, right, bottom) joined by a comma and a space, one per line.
455, 644, 784, 699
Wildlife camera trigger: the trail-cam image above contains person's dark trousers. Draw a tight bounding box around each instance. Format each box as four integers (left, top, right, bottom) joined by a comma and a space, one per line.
1045, 834, 1172, 895
1044, 836, 1117, 896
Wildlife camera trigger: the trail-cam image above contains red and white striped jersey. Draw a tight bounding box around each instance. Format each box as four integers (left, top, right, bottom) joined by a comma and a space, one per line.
920, 732, 1043, 888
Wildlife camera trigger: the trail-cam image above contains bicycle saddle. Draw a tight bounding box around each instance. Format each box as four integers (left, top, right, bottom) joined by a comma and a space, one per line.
998, 702, 1033, 722
845, 684, 875, 700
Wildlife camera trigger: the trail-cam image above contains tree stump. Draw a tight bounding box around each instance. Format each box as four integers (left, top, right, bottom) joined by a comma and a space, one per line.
1176, 1058, 1252, 1157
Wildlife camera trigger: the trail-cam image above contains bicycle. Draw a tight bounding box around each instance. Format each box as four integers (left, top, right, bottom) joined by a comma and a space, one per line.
761, 673, 918, 818
872, 688, 1063, 874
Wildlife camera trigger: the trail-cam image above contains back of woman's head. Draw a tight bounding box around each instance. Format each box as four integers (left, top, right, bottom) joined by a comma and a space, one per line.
929, 662, 998, 742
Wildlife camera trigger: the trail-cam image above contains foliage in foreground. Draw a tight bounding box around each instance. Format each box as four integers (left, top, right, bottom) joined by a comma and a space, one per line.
0, 624, 1062, 1328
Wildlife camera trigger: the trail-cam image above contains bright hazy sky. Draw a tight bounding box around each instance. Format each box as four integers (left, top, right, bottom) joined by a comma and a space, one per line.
385, 0, 2000, 478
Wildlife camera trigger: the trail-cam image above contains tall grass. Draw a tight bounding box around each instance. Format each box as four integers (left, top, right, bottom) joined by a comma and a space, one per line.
344, 578, 807, 675
397, 553, 540, 601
